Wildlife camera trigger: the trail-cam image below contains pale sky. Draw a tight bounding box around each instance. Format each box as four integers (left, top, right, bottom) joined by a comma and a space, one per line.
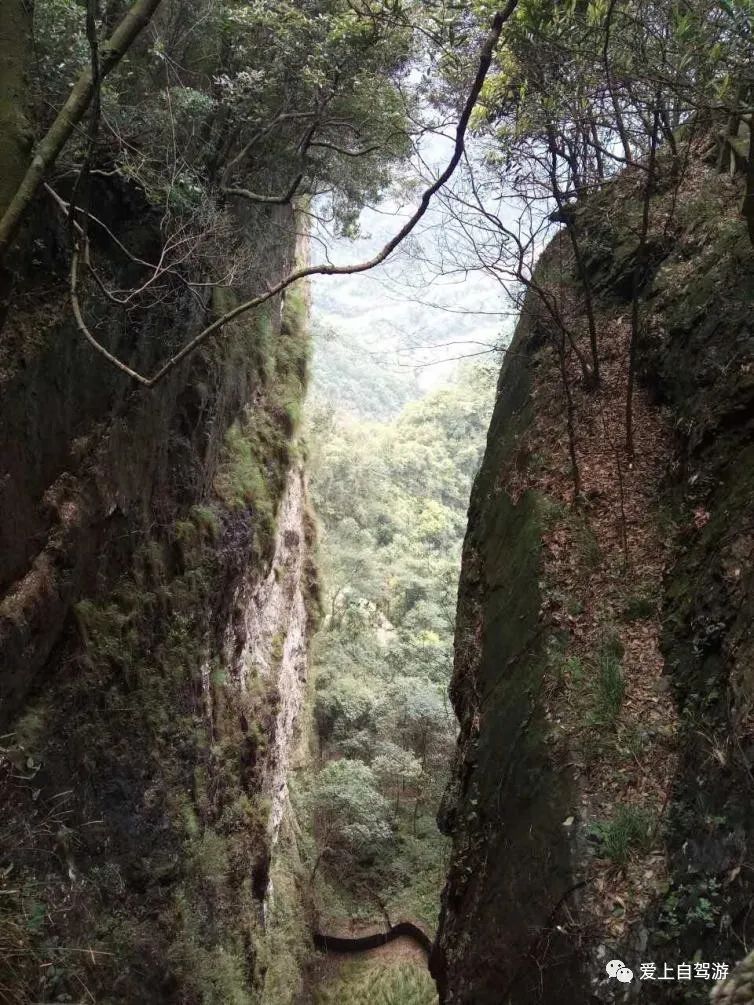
308, 130, 521, 388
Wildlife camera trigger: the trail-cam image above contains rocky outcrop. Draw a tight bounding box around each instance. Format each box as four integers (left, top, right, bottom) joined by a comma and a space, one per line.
433, 147, 754, 1003
221, 465, 314, 845
0, 178, 318, 1002
430, 306, 585, 1005
0, 182, 295, 723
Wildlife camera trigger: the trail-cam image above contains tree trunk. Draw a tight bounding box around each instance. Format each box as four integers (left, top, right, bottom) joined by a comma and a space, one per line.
0, 0, 164, 262
742, 113, 754, 247
0, 1, 32, 326
0, 1, 32, 220
546, 127, 600, 387
626, 105, 660, 458
603, 0, 633, 165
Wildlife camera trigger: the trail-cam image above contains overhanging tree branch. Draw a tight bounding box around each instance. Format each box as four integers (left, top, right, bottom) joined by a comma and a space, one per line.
69, 2, 518, 389
0, 0, 163, 261
220, 99, 329, 205
221, 111, 319, 185
221, 175, 306, 205
310, 140, 382, 157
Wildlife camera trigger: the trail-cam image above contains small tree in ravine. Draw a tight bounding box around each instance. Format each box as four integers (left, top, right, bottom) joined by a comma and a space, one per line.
372, 741, 423, 813
309, 759, 392, 881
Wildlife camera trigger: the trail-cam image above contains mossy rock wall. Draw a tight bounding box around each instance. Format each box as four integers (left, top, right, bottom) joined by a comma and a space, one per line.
434, 152, 754, 1003
430, 307, 585, 1004
0, 179, 318, 1002
0, 179, 295, 716
0, 1, 32, 219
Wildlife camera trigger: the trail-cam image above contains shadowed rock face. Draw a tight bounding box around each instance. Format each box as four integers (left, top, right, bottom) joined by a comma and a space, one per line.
0, 2, 32, 331
433, 154, 754, 1004
0, 1, 32, 219
0, 181, 318, 1000
0, 184, 295, 723
430, 311, 586, 1005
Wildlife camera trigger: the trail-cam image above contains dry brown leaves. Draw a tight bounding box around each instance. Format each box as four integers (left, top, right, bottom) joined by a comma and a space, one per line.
507, 274, 680, 947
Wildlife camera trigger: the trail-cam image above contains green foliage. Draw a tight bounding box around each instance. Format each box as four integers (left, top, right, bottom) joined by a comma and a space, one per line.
591, 632, 625, 726
190, 828, 230, 886
373, 742, 423, 807
565, 654, 584, 680
309, 364, 495, 631
621, 583, 658, 622
32, 0, 87, 107
277, 289, 311, 432
192, 504, 221, 540
315, 674, 379, 743
214, 289, 310, 560
303, 364, 493, 932
657, 877, 723, 943
310, 759, 393, 861
74, 597, 140, 674
310, 323, 420, 420
166, 932, 253, 1005
259, 794, 313, 1005
216, 421, 274, 514
591, 805, 654, 867
32, 0, 418, 229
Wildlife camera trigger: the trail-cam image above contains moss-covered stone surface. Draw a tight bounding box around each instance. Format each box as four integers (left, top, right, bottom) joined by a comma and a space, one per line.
0, 182, 318, 1002
434, 149, 754, 1002
431, 309, 585, 1004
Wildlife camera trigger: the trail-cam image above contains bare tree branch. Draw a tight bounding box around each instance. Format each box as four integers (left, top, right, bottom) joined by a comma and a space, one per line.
68, 3, 519, 389
310, 140, 382, 157
221, 175, 306, 206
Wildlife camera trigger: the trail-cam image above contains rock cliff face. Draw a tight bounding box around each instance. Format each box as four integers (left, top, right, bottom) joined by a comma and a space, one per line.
222, 465, 314, 845
433, 146, 754, 1003
0, 181, 319, 1002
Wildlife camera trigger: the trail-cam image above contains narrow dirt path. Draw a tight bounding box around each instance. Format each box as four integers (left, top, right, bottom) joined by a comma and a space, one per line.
313, 920, 432, 954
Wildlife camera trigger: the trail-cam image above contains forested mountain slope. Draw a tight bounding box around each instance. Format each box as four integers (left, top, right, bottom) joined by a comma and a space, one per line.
305, 362, 495, 932
5, 1, 754, 1003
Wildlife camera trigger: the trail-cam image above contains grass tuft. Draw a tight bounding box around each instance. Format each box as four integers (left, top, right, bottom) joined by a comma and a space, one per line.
592, 804, 655, 867
314, 961, 437, 1005
591, 632, 625, 726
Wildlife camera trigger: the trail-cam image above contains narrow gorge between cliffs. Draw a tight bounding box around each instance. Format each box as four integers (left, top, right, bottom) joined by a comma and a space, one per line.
4, 4, 754, 1005
287, 313, 496, 1004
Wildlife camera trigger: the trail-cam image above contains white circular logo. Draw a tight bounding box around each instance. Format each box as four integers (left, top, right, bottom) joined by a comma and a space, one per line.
606, 959, 634, 983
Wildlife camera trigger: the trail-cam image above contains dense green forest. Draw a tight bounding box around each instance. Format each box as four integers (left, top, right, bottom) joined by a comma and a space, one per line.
298, 347, 496, 991
306, 325, 420, 422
